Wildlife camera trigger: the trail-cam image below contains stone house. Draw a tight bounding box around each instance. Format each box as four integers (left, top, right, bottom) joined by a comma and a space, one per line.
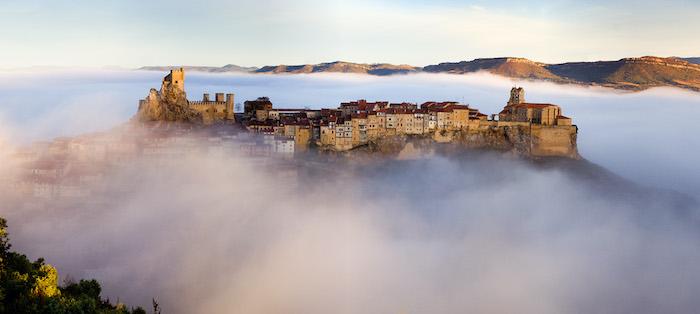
366, 112, 387, 140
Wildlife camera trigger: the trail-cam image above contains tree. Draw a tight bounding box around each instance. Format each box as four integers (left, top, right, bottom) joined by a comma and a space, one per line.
0, 217, 146, 314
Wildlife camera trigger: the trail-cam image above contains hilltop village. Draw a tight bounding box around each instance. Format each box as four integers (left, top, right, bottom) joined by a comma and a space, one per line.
2, 69, 579, 202
138, 68, 578, 158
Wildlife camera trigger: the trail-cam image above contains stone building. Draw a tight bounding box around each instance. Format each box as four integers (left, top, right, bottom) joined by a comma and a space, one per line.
244, 97, 274, 120
162, 68, 235, 122
190, 92, 235, 124
499, 87, 569, 126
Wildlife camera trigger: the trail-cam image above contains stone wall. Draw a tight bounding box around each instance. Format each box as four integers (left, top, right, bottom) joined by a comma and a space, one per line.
530, 125, 578, 158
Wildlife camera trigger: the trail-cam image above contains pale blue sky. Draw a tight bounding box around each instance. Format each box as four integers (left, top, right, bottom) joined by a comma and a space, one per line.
1, 0, 698, 67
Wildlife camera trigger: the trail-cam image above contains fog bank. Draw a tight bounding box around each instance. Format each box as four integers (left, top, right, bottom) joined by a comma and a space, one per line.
3, 149, 700, 314
1, 70, 698, 193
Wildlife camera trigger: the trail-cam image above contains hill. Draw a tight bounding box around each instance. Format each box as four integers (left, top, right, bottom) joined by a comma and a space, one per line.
682, 57, 700, 65
423, 57, 563, 81
545, 57, 700, 91
255, 61, 420, 76
424, 56, 700, 91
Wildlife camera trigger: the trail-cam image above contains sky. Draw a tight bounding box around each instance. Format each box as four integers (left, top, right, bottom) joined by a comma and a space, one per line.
1, 0, 699, 68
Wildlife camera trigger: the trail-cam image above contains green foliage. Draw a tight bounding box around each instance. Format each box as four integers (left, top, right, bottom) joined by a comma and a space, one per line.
32, 264, 60, 298
0, 217, 146, 314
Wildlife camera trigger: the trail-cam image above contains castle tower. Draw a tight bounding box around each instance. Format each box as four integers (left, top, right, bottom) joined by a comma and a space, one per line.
226, 94, 235, 120
508, 87, 525, 105
162, 68, 185, 91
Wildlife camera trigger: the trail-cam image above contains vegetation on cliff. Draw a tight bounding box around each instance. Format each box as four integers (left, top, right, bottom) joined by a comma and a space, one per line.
0, 217, 146, 314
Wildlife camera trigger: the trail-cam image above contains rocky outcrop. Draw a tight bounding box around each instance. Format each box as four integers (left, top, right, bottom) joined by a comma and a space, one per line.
345, 125, 579, 160
135, 84, 203, 124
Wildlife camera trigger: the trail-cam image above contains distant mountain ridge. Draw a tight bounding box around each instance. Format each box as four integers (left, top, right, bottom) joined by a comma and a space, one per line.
423, 57, 560, 80
425, 56, 700, 91
139, 56, 700, 92
683, 57, 700, 65
255, 61, 420, 76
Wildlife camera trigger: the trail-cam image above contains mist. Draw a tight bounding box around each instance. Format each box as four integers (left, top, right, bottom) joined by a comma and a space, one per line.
2, 69, 699, 194
1, 70, 700, 313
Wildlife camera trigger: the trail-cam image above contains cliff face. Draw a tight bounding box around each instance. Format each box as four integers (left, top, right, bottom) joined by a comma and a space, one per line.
136, 84, 203, 124
350, 125, 579, 159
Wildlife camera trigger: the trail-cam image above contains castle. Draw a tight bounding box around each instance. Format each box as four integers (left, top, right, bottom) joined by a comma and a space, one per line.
138, 68, 235, 124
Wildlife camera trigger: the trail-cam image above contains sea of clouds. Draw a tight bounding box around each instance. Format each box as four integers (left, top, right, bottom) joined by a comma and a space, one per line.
1, 70, 700, 313
1, 69, 698, 194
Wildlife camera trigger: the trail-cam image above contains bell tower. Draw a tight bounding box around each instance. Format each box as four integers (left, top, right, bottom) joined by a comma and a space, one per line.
508, 87, 525, 106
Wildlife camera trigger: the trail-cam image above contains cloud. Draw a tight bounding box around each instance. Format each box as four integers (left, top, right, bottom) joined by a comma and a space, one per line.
3, 144, 699, 313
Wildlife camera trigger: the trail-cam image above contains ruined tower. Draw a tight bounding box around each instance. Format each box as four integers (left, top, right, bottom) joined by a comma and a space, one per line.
226, 94, 235, 120
508, 87, 525, 105
162, 68, 185, 92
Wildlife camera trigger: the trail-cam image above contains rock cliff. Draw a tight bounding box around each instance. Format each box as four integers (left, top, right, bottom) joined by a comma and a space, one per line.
135, 84, 203, 124
348, 125, 579, 160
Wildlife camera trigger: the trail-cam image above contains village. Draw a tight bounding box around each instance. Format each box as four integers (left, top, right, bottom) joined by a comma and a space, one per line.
1, 125, 301, 203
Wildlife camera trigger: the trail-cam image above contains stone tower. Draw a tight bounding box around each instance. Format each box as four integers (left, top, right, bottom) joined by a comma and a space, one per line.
162, 68, 185, 92
226, 94, 235, 120
508, 87, 525, 105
